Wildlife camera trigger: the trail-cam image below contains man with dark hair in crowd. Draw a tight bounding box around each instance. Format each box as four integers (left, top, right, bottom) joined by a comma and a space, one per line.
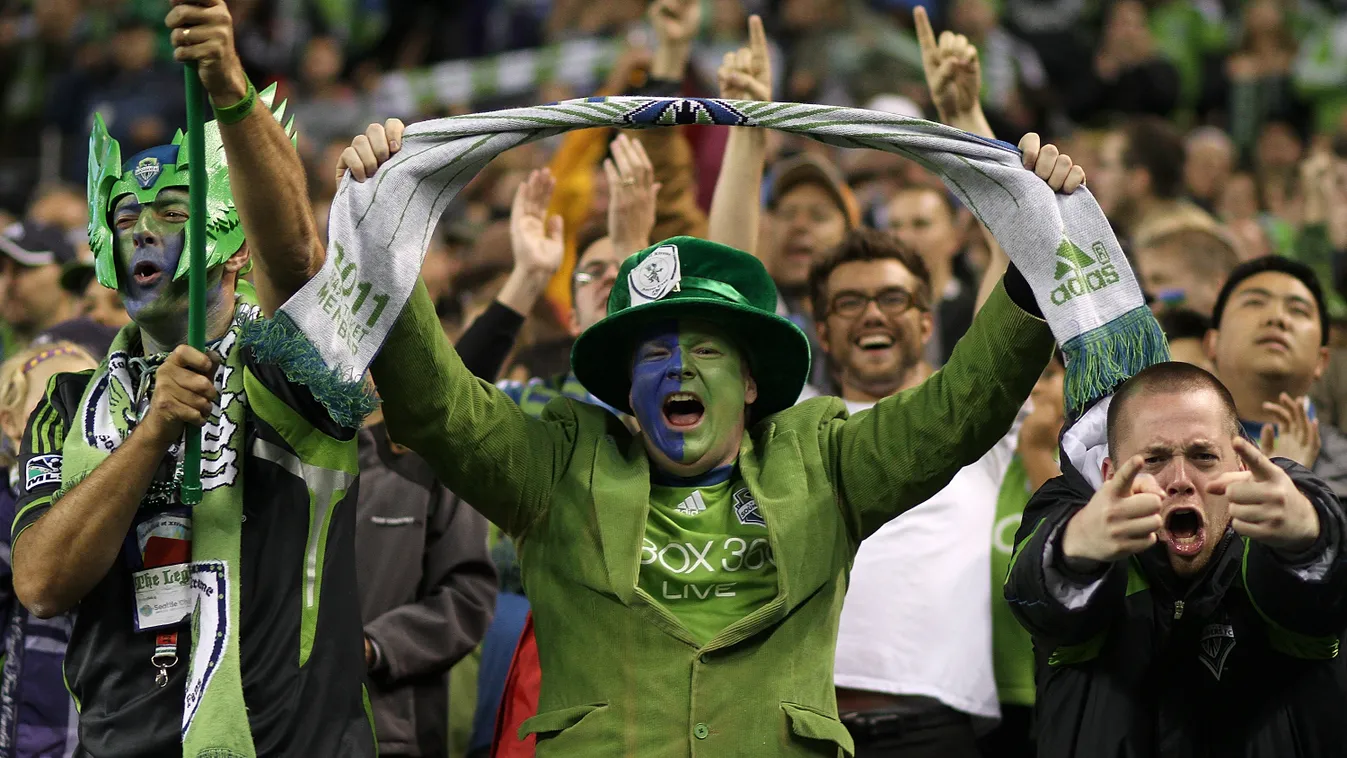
1204, 256, 1347, 497
819, 19, 1082, 754
0, 222, 81, 349
1007, 361, 1347, 756
1092, 117, 1191, 243
885, 185, 976, 367
1157, 307, 1214, 372
814, 228, 1043, 756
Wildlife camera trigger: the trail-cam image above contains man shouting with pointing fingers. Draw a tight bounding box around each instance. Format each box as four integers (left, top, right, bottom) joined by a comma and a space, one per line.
1007, 361, 1347, 757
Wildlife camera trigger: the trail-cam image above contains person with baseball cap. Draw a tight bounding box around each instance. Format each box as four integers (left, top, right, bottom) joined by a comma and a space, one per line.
0, 222, 81, 348
766, 153, 862, 387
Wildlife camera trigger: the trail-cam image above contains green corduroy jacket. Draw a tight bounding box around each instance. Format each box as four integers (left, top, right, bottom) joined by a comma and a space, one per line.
370, 279, 1054, 758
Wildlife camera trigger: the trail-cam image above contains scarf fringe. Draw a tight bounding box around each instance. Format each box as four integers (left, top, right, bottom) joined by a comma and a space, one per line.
1061, 305, 1170, 417
239, 313, 377, 429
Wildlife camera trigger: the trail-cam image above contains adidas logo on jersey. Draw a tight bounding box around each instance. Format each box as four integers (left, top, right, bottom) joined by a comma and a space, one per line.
675, 490, 707, 516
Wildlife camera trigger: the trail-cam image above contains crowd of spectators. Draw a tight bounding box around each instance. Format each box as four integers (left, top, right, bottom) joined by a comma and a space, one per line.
6, 0, 1347, 756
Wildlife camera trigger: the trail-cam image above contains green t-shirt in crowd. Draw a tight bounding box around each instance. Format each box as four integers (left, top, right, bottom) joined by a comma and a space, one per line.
991, 453, 1037, 707
638, 467, 778, 645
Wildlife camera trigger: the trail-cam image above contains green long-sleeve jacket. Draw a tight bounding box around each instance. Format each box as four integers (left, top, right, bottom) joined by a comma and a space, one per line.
370, 279, 1054, 758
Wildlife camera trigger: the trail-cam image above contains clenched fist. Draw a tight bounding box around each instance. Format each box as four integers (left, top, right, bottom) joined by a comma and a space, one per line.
141, 345, 220, 448
166, 0, 248, 105
1062, 456, 1165, 564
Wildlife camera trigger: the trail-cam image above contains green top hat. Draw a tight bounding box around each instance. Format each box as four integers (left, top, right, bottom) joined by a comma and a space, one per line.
571, 237, 812, 419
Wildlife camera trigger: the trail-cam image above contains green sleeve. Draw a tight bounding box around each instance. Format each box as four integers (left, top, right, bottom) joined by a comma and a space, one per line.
829, 280, 1055, 540
369, 280, 578, 537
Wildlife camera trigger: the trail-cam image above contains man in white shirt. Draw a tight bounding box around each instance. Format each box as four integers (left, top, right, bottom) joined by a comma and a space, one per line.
811, 227, 1018, 757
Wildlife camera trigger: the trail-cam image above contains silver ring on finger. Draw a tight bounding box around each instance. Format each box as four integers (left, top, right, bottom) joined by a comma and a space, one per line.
183, 27, 190, 42
622, 178, 636, 187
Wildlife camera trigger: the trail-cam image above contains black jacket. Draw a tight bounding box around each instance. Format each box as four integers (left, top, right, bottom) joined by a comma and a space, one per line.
1005, 459, 1347, 758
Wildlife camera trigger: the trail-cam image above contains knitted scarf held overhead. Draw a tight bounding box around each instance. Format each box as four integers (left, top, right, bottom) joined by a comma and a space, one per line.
59, 292, 259, 758
260, 96, 1169, 425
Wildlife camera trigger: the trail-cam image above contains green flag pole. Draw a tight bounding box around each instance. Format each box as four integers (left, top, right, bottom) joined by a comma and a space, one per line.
180, 66, 207, 506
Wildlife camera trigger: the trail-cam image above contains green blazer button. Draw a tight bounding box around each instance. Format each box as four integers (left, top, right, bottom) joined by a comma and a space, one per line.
699, 654, 710, 664
694, 723, 709, 739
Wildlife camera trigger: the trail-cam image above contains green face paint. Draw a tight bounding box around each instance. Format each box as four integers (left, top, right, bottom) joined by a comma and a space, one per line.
112, 189, 192, 322
86, 84, 297, 291
629, 320, 750, 468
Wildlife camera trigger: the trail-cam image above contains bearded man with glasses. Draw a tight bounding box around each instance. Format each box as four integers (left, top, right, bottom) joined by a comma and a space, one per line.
808, 227, 1036, 757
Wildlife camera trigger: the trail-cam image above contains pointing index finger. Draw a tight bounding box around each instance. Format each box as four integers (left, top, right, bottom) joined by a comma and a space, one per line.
913, 6, 938, 62
748, 15, 768, 63
1233, 435, 1280, 480
1111, 455, 1145, 496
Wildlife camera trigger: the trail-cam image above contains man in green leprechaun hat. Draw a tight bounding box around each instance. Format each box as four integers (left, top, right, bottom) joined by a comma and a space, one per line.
8, 1, 377, 756
346, 120, 1083, 753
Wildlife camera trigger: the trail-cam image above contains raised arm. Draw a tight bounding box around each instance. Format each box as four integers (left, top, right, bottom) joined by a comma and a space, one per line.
635, 0, 708, 242
336, 135, 578, 535
167, 0, 324, 316
707, 16, 771, 255
912, 8, 1084, 311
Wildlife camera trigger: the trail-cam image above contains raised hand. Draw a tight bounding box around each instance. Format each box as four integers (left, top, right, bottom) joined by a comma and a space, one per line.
141, 345, 220, 448
1062, 456, 1165, 564
1259, 393, 1321, 470
649, 0, 701, 79
509, 169, 564, 277
649, 0, 701, 48
167, 0, 247, 104
1208, 436, 1321, 552
1018, 133, 1086, 194
718, 15, 772, 102
913, 6, 981, 127
336, 119, 406, 184
604, 133, 661, 256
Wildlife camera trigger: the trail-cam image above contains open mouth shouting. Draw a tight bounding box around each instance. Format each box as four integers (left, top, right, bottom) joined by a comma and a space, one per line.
132, 259, 164, 288
1162, 506, 1206, 557
662, 392, 705, 430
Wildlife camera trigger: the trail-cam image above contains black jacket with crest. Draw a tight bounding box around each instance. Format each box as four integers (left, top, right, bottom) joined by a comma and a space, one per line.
1005, 457, 1347, 758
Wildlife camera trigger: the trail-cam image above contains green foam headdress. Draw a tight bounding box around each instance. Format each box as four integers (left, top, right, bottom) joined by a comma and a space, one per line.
87, 83, 298, 290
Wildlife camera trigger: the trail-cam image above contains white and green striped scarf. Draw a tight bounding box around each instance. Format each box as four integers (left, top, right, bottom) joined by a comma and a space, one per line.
267, 97, 1168, 425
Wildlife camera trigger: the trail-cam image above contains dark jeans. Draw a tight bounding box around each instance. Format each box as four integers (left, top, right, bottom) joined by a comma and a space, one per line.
843, 705, 981, 758
979, 704, 1036, 758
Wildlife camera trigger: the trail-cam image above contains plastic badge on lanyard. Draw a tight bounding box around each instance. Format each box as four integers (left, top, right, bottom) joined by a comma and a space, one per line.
130, 512, 193, 686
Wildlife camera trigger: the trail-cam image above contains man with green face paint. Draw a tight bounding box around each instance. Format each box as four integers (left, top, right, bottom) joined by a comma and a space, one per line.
7, 1, 377, 756
364, 168, 1067, 758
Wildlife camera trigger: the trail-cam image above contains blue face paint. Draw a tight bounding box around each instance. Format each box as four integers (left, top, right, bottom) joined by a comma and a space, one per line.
630, 322, 685, 462
113, 190, 227, 332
